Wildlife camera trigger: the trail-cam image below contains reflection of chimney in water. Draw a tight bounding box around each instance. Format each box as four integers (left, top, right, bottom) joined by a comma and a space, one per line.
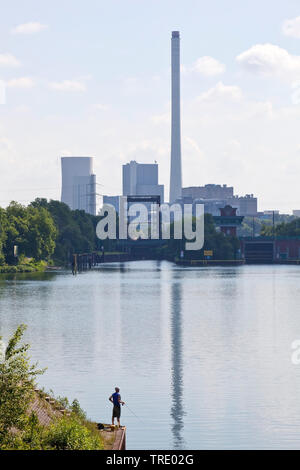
170, 278, 185, 448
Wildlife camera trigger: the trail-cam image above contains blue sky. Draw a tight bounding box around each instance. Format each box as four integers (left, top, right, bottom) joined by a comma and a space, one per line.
1, 0, 300, 211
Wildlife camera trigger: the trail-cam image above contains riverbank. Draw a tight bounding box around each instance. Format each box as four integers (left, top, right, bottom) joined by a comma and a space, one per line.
0, 260, 47, 273
28, 390, 126, 450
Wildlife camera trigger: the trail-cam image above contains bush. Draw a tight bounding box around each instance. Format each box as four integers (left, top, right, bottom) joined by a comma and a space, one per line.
0, 325, 45, 442
71, 399, 87, 421
45, 417, 103, 450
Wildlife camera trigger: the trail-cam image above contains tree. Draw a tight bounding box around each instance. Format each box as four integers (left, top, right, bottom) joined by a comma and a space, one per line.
2, 202, 57, 264
26, 206, 57, 260
0, 325, 44, 442
261, 218, 300, 237
30, 199, 101, 264
0, 208, 7, 265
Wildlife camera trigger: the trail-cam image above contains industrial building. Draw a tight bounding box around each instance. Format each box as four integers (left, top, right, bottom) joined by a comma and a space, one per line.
61, 156, 97, 215
229, 194, 257, 217
122, 160, 164, 203
183, 184, 234, 200
169, 31, 182, 204
102, 195, 120, 214
182, 185, 257, 217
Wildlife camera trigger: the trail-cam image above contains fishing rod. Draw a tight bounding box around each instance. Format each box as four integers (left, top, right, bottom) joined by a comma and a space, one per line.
124, 403, 146, 425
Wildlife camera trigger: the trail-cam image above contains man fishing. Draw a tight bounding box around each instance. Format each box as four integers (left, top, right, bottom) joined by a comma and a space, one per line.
109, 387, 125, 427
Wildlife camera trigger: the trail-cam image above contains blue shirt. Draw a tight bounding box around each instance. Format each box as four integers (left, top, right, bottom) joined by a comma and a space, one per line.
112, 392, 120, 407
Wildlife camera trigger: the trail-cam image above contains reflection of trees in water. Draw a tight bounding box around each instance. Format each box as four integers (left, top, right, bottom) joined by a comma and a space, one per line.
170, 279, 185, 449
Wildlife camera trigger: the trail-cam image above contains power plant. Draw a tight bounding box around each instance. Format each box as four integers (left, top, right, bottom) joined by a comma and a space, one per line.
61, 31, 258, 218
61, 156, 97, 215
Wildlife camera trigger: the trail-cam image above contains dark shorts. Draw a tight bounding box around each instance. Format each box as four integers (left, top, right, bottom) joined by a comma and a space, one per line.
112, 405, 121, 419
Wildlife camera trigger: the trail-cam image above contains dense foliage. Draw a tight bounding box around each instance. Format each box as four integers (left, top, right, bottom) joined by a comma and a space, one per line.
0, 325, 44, 438
238, 215, 296, 237
30, 198, 102, 264
0, 199, 108, 268
0, 202, 57, 266
153, 214, 240, 260
261, 217, 300, 237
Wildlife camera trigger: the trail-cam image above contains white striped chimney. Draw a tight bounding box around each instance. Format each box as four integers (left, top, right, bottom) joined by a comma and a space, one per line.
169, 31, 182, 204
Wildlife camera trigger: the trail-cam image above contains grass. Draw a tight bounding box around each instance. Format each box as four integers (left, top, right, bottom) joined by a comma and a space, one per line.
0, 259, 47, 273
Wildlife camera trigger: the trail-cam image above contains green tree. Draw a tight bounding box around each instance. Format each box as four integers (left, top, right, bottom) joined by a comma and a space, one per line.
30, 199, 101, 264
2, 202, 57, 264
261, 218, 300, 237
26, 206, 57, 260
0, 325, 44, 443
0, 208, 7, 265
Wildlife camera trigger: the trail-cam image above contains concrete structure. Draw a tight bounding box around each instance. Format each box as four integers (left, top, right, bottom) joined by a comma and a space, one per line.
240, 237, 300, 263
169, 31, 182, 203
182, 185, 258, 217
102, 195, 120, 214
183, 184, 234, 200
229, 194, 257, 217
122, 160, 164, 202
61, 156, 97, 215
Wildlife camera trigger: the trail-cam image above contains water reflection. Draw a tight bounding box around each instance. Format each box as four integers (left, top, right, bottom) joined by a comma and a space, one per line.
170, 274, 185, 449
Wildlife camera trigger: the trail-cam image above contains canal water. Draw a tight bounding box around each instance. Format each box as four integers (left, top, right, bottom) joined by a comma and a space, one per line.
1, 261, 300, 449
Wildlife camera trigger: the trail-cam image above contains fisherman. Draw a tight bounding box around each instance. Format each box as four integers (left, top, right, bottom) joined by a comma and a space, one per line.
109, 387, 125, 427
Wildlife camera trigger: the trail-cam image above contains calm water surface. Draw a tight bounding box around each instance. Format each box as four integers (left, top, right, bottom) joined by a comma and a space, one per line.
1, 261, 300, 449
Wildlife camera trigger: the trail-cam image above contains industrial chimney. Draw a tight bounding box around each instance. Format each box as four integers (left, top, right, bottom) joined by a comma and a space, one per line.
169, 31, 182, 204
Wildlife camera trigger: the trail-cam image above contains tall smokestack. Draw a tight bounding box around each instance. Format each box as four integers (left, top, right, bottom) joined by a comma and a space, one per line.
169, 31, 182, 204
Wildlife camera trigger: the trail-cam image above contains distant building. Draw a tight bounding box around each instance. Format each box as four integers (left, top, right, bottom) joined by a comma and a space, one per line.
182, 185, 257, 217
192, 198, 227, 216
229, 195, 257, 217
293, 210, 300, 217
61, 156, 97, 215
102, 195, 120, 214
123, 160, 164, 203
183, 184, 233, 200
263, 210, 280, 216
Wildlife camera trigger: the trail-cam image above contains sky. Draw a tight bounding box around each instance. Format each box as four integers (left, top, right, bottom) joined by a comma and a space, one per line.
1, 0, 300, 212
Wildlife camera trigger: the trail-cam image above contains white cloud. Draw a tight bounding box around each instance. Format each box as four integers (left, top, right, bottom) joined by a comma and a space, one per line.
0, 53, 20, 67
6, 77, 35, 88
93, 103, 109, 111
151, 112, 170, 125
191, 56, 225, 76
282, 16, 300, 39
0, 137, 14, 152
197, 81, 243, 102
11, 22, 48, 35
184, 136, 205, 157
236, 43, 300, 80
49, 80, 86, 92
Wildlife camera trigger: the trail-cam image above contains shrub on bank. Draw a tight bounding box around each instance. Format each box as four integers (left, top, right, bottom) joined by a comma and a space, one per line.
0, 260, 47, 273
45, 416, 103, 450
